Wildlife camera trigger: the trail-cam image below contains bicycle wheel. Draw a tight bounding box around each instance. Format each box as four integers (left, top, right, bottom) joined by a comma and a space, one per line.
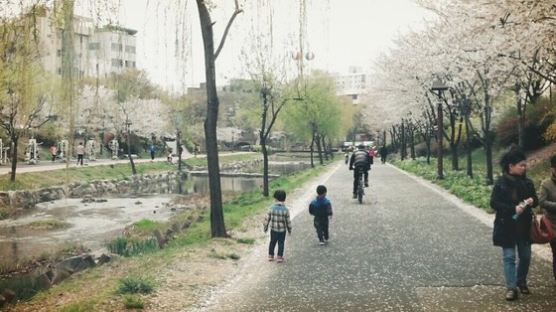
357, 188, 363, 204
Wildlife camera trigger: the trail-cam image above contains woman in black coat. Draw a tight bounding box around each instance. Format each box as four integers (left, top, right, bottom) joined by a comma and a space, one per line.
490, 149, 538, 301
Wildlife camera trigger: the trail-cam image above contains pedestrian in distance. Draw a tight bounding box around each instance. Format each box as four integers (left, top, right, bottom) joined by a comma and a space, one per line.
49, 145, 57, 162
490, 148, 538, 301
379, 145, 388, 164
148, 144, 156, 161
538, 154, 556, 287
263, 190, 292, 263
76, 142, 85, 166
309, 185, 333, 245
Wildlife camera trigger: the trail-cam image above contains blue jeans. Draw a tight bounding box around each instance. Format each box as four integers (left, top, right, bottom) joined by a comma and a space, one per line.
502, 239, 531, 289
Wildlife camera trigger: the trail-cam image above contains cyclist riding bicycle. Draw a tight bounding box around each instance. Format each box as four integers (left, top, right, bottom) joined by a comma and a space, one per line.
349, 144, 373, 199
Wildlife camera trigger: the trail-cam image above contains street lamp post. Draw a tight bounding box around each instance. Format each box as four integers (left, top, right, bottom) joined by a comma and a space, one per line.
431, 78, 448, 179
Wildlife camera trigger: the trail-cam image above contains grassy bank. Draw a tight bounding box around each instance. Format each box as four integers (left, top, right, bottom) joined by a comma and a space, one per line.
0, 153, 260, 191
10, 160, 336, 311
392, 148, 551, 212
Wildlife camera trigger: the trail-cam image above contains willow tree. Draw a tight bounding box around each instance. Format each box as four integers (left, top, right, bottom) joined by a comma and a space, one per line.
196, 0, 243, 237
287, 72, 345, 167
0, 4, 53, 182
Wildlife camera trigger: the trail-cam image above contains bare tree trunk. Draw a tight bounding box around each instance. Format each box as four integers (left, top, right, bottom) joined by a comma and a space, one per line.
400, 120, 406, 160
10, 137, 18, 182
316, 134, 323, 165
310, 131, 315, 168
260, 129, 269, 197
126, 127, 137, 175
465, 118, 473, 178
322, 135, 328, 161
409, 125, 416, 160
197, 0, 226, 237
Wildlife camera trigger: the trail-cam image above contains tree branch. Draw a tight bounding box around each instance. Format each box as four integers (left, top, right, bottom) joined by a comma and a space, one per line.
214, 1, 243, 60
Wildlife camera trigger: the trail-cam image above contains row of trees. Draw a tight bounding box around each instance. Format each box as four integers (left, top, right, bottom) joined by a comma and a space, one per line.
366, 0, 556, 185
0, 1, 179, 182
2, 0, 356, 238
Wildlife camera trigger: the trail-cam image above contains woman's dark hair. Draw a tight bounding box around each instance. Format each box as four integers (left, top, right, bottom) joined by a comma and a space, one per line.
273, 190, 286, 201
499, 148, 527, 173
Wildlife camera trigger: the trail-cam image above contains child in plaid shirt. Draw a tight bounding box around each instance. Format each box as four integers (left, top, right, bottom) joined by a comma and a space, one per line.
263, 190, 292, 263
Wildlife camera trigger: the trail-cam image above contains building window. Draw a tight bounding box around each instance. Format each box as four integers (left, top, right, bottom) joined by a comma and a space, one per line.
57, 49, 62, 57
111, 59, 123, 67
125, 45, 136, 54
88, 42, 100, 50
111, 43, 123, 52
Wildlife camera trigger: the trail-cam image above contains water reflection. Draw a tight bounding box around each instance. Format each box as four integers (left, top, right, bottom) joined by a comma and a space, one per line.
0, 196, 176, 272
187, 176, 262, 194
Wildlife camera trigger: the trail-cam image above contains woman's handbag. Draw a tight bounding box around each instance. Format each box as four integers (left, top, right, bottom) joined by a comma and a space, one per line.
530, 214, 556, 244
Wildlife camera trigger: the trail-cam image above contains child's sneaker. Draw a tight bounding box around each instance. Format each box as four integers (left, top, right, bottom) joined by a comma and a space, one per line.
319, 241, 325, 246
276, 256, 284, 263
268, 255, 274, 261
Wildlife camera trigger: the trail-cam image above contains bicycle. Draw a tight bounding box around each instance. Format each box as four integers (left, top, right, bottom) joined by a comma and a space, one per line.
355, 166, 365, 204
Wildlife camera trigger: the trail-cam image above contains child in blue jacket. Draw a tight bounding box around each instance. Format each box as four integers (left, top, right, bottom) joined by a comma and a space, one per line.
309, 185, 333, 245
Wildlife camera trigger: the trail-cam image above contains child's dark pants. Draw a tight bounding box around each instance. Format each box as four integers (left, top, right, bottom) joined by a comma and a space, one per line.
314, 216, 329, 242
269, 230, 286, 257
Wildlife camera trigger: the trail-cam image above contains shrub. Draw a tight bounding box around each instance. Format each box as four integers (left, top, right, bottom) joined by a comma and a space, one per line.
123, 294, 144, 309
107, 236, 159, 257
496, 98, 553, 151
117, 276, 154, 295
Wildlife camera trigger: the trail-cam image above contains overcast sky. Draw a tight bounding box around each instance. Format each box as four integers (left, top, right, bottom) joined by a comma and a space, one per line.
109, 0, 434, 93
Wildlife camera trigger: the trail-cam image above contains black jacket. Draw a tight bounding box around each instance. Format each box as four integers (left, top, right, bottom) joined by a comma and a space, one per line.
490, 173, 538, 247
349, 150, 372, 170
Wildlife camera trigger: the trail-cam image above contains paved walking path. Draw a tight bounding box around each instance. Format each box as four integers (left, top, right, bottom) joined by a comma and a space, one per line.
196, 162, 556, 311
0, 152, 252, 175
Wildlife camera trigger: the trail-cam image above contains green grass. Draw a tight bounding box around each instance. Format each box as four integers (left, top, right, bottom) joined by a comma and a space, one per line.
107, 236, 159, 257
0, 208, 9, 220
123, 294, 144, 309
116, 276, 154, 295
393, 155, 494, 211
28, 219, 71, 230
394, 147, 554, 212
59, 301, 97, 312
0, 162, 174, 191
132, 219, 161, 233
0, 153, 259, 191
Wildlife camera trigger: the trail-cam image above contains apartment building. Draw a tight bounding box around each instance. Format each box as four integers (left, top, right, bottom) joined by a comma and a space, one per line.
35, 11, 137, 79
334, 66, 368, 104
87, 25, 137, 79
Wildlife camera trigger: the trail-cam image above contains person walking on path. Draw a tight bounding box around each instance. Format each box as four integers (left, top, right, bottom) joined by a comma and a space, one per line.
149, 144, 156, 161
490, 148, 538, 301
538, 154, 556, 287
309, 185, 333, 245
76, 142, 85, 166
379, 146, 388, 164
49, 145, 57, 162
263, 190, 292, 263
